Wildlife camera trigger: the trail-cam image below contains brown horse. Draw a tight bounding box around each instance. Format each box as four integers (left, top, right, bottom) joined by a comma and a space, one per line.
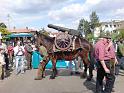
35, 32, 94, 80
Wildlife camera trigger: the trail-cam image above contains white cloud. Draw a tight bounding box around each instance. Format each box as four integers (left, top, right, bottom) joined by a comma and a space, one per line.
85, 0, 101, 5
0, 0, 124, 29
13, 15, 43, 24
115, 8, 124, 16
48, 3, 86, 21
48, 0, 103, 21
48, 0, 124, 21
0, 0, 70, 15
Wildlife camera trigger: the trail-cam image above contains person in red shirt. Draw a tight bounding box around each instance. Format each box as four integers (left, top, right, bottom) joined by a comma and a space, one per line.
94, 35, 116, 93
7, 43, 14, 67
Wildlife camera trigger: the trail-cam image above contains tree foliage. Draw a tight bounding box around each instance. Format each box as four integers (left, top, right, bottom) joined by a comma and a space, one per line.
117, 29, 124, 40
0, 22, 11, 35
99, 29, 123, 41
78, 11, 101, 39
86, 33, 94, 42
90, 11, 101, 30
78, 19, 91, 37
0, 27, 9, 34
0, 23, 7, 28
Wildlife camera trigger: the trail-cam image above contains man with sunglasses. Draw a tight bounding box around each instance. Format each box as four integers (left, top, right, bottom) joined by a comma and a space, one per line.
95, 35, 116, 93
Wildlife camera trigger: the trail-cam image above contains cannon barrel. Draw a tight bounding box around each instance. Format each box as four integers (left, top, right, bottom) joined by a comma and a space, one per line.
48, 24, 82, 36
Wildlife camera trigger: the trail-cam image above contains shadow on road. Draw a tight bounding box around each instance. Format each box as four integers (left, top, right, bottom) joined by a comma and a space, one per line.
83, 79, 96, 93
119, 70, 124, 76
44, 69, 81, 77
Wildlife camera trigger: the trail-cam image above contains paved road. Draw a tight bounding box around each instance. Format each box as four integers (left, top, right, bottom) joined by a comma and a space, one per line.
0, 69, 124, 93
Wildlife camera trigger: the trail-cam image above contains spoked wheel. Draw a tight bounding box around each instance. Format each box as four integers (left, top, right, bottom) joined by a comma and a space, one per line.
55, 33, 72, 50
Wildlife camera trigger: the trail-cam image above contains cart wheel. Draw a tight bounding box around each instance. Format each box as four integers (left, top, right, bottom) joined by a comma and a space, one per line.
55, 33, 72, 50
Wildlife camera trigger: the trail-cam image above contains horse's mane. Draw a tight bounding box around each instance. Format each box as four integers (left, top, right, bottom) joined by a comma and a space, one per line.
41, 33, 54, 40
37, 32, 54, 53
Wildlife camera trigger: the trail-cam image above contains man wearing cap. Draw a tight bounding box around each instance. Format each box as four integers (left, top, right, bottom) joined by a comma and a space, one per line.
34, 42, 49, 80
95, 35, 116, 93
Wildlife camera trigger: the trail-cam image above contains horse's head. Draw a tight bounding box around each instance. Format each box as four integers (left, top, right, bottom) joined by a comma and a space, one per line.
36, 32, 54, 53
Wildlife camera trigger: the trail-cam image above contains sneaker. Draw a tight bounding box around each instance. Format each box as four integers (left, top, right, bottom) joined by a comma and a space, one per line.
21, 71, 25, 74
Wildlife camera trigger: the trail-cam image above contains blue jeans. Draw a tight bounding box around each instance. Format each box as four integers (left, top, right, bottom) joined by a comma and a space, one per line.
15, 56, 25, 74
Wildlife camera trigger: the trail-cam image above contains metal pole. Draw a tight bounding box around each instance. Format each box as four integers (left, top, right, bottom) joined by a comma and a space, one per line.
7, 14, 10, 30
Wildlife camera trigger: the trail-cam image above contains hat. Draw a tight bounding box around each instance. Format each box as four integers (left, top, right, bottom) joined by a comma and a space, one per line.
99, 34, 111, 39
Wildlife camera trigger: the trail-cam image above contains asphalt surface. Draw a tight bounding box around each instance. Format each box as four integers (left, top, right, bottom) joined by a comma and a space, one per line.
0, 69, 124, 93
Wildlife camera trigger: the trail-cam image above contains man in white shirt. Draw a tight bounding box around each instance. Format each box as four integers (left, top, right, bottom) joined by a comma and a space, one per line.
13, 41, 25, 74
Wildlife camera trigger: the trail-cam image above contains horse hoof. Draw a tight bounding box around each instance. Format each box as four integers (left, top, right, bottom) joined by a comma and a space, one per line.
80, 72, 87, 79
43, 76, 45, 78
87, 76, 92, 81
50, 76, 55, 79
75, 71, 80, 75
34, 77, 43, 80
70, 72, 73, 75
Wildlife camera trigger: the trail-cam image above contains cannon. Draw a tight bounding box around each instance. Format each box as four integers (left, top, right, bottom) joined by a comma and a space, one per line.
48, 24, 82, 37
48, 24, 82, 50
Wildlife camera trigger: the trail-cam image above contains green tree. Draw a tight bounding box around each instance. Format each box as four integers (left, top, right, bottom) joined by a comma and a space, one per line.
86, 33, 94, 42
0, 23, 7, 28
78, 19, 91, 37
117, 29, 124, 40
0, 22, 11, 35
0, 27, 8, 34
90, 11, 101, 34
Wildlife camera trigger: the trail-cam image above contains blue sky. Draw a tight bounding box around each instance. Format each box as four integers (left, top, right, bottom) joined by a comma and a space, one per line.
0, 0, 124, 31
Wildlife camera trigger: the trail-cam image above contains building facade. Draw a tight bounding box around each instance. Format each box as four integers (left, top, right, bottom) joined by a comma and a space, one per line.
94, 20, 124, 37
101, 20, 124, 33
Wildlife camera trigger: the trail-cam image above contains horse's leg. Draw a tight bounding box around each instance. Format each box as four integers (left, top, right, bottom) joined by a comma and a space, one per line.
80, 51, 89, 79
80, 60, 88, 78
68, 60, 74, 75
81, 51, 94, 81
81, 57, 93, 80
50, 57, 57, 79
83, 55, 94, 80
87, 62, 94, 81
78, 56, 83, 70
34, 60, 48, 80
74, 57, 83, 75
87, 51, 95, 81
